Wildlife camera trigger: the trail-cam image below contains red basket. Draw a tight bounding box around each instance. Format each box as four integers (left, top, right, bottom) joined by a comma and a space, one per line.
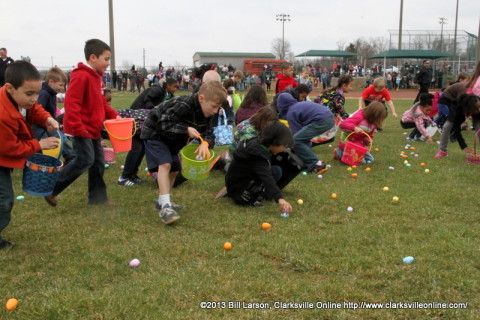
340, 131, 372, 166
466, 130, 480, 164
103, 147, 117, 163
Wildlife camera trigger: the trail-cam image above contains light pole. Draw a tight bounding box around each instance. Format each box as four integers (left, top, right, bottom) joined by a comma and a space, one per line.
398, 0, 403, 50
276, 14, 290, 60
108, 0, 116, 72
439, 17, 447, 52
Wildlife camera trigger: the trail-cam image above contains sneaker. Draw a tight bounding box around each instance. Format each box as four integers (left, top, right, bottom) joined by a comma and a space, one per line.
308, 163, 328, 174
159, 205, 180, 225
44, 195, 57, 207
405, 138, 415, 142
117, 177, 140, 186
333, 148, 340, 160
0, 238, 14, 250
132, 175, 145, 184
154, 200, 184, 211
434, 150, 448, 158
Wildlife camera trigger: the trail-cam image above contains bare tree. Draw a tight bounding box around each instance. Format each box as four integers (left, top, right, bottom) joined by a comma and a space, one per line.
336, 40, 347, 51
271, 38, 292, 60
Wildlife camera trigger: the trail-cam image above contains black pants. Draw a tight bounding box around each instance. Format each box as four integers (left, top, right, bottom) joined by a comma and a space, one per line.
400, 120, 429, 139
0, 167, 14, 236
121, 135, 145, 179
52, 137, 108, 205
414, 83, 429, 103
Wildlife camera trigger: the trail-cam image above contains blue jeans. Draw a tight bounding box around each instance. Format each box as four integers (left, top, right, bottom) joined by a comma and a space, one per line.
293, 117, 335, 170
52, 137, 108, 205
335, 148, 375, 164
435, 103, 449, 128
0, 167, 14, 236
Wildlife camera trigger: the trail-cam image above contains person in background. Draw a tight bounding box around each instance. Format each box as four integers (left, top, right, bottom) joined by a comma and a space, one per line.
0, 48, 14, 87
275, 62, 298, 94
414, 60, 432, 103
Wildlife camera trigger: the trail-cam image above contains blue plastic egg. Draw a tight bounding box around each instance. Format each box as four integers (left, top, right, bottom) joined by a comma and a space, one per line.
403, 256, 415, 264
16, 195, 25, 200
280, 213, 289, 218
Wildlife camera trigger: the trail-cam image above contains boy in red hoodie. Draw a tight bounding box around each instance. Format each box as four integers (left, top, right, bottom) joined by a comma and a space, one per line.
275, 62, 298, 94
0, 61, 59, 249
45, 39, 119, 207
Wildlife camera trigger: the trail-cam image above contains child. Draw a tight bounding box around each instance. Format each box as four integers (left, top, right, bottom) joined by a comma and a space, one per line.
466, 62, 480, 132
435, 73, 470, 129
141, 81, 227, 224
0, 61, 59, 249
275, 62, 298, 94
314, 74, 353, 120
277, 93, 334, 173
117, 78, 179, 186
359, 78, 398, 119
434, 94, 480, 158
32, 67, 67, 140
401, 93, 435, 143
271, 84, 311, 117
334, 101, 387, 164
234, 84, 268, 125
44, 39, 119, 207
225, 121, 293, 214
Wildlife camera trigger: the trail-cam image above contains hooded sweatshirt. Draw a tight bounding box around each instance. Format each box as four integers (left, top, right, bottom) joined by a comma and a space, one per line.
401, 103, 434, 138
225, 138, 283, 202
275, 73, 298, 94
277, 93, 333, 133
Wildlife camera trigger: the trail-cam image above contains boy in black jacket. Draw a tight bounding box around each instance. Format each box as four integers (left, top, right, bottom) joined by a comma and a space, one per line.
141, 81, 227, 224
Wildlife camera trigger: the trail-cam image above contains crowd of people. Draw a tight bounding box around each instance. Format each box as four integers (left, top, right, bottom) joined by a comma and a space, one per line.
1, 41, 479, 248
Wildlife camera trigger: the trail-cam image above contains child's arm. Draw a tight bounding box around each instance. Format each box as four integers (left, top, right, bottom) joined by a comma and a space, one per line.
386, 100, 398, 118
358, 97, 366, 109
414, 116, 432, 142
339, 111, 363, 132
332, 94, 349, 119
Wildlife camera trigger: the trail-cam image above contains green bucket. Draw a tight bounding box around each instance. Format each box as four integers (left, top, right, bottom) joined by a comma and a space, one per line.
180, 144, 215, 181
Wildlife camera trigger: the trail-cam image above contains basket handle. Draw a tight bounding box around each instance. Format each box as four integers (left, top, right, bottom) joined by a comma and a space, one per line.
186, 135, 211, 159
103, 119, 137, 141
344, 130, 373, 151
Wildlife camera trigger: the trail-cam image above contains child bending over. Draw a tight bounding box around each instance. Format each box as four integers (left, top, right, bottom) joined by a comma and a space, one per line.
141, 81, 227, 224
225, 121, 294, 214
334, 101, 387, 164
401, 93, 435, 143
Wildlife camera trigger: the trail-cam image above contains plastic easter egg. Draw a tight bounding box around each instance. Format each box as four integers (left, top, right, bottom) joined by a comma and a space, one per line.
326, 164, 332, 168
406, 163, 411, 167
374, 148, 380, 151
351, 173, 358, 178
195, 155, 205, 161
347, 167, 352, 171
302, 171, 307, 175
388, 166, 395, 170
5, 298, 18, 311
403, 256, 415, 264
129, 258, 141, 268
280, 213, 289, 218
223, 242, 232, 250
317, 174, 323, 179
347, 206, 353, 212
328, 144, 332, 148
392, 196, 399, 202
261, 222, 272, 230
121, 165, 125, 169
420, 163, 426, 167
104, 164, 110, 168
330, 193, 337, 199
16, 195, 25, 200
297, 199, 304, 205
383, 187, 389, 191
365, 168, 371, 172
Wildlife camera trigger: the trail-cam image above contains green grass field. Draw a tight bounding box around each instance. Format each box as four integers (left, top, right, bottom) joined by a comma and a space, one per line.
1, 91, 479, 319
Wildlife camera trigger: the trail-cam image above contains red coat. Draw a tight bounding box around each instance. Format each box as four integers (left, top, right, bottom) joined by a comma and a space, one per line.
275, 73, 298, 94
0, 86, 51, 168
63, 63, 118, 139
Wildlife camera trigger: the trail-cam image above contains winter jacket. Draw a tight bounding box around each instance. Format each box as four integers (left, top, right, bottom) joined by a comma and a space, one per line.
275, 73, 298, 94
338, 110, 376, 150
140, 93, 215, 154
37, 82, 58, 117
234, 102, 264, 125
0, 86, 51, 168
225, 138, 283, 202
63, 63, 118, 139
401, 103, 434, 138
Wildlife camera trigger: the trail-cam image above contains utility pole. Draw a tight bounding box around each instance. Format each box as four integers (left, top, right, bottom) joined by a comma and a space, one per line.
477, 17, 480, 62
439, 17, 447, 52
108, 0, 116, 72
143, 48, 146, 73
276, 14, 290, 60
453, 0, 459, 57
398, 0, 403, 50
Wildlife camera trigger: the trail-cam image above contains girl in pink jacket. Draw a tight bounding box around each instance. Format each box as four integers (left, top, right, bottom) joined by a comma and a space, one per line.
401, 93, 435, 143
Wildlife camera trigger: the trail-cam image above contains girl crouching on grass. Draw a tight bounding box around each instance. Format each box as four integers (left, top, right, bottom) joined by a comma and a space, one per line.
401, 93, 435, 143
334, 101, 387, 164
225, 121, 293, 214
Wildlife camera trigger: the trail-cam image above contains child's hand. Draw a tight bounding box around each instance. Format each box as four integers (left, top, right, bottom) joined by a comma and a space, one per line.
278, 199, 292, 214
40, 137, 60, 150
194, 141, 210, 159
392, 112, 398, 118
45, 117, 59, 131
187, 127, 201, 139
426, 136, 433, 143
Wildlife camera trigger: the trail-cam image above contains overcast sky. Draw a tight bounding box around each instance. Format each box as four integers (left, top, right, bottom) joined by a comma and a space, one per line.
2, 0, 479, 70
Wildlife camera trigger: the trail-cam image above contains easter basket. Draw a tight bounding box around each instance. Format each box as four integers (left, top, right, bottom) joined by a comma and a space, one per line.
22, 154, 63, 196
466, 129, 480, 164
180, 137, 215, 181
340, 131, 372, 166
103, 147, 117, 163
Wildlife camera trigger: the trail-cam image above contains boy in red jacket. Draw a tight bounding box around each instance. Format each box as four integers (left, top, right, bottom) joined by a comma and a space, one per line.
45, 39, 119, 207
0, 61, 59, 249
275, 62, 298, 94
